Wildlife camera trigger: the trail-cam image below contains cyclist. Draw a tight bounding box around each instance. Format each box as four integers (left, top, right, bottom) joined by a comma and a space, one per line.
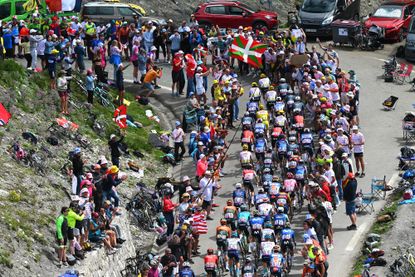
277, 78, 289, 99
260, 234, 275, 271
276, 186, 291, 214
273, 206, 289, 237
241, 127, 255, 152
265, 85, 277, 111
269, 176, 282, 205
254, 132, 267, 162
237, 204, 251, 237
280, 222, 295, 272
233, 183, 246, 208
286, 89, 295, 116
263, 149, 275, 173
242, 167, 257, 205
242, 111, 254, 129
250, 210, 264, 242
293, 110, 305, 131
258, 73, 270, 94
276, 134, 288, 167
274, 110, 288, 132
242, 256, 257, 277
274, 99, 285, 117
254, 187, 269, 207
249, 82, 261, 102
247, 100, 259, 119
287, 136, 300, 156
216, 218, 232, 263
293, 95, 304, 114
258, 198, 274, 221
262, 167, 273, 192
300, 128, 314, 157
223, 200, 238, 230
283, 172, 297, 200
271, 126, 284, 148
227, 231, 242, 276
269, 245, 286, 277
261, 221, 276, 242
254, 118, 266, 138
256, 104, 270, 130
240, 144, 254, 168
179, 261, 196, 277
204, 248, 219, 277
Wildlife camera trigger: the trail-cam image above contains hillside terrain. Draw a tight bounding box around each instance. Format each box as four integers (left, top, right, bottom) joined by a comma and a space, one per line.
0, 60, 168, 276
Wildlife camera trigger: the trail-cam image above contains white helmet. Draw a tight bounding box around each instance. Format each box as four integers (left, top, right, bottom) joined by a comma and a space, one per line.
235, 183, 242, 189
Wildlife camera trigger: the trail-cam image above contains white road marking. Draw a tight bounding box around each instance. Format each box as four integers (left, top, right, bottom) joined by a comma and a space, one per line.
345, 222, 369, 251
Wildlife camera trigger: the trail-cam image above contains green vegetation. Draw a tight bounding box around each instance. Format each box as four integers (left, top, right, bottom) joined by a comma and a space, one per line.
8, 190, 21, 203
0, 248, 13, 268
350, 194, 401, 276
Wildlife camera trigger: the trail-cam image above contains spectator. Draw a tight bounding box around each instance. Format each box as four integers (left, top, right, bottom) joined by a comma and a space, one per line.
343, 173, 358, 230
172, 121, 186, 162
55, 207, 69, 266
350, 125, 365, 177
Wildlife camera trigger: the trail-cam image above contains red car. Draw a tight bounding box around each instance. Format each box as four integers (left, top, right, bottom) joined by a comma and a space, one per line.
364, 0, 415, 41
193, 1, 278, 30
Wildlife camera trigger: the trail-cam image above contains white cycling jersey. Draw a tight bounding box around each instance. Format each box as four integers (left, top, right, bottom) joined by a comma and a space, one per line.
261, 241, 275, 257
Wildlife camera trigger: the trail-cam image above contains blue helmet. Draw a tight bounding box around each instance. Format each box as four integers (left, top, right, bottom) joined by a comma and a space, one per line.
402, 169, 415, 180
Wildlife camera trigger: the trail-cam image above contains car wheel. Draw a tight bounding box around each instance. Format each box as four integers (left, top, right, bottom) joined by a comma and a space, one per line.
253, 21, 267, 31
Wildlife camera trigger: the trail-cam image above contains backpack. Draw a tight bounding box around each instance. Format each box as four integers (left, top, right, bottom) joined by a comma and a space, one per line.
66, 254, 77, 266
401, 147, 415, 159
137, 96, 149, 105
47, 136, 59, 146
22, 132, 38, 144
82, 242, 92, 252
403, 188, 413, 200
60, 269, 79, 277
75, 249, 85, 260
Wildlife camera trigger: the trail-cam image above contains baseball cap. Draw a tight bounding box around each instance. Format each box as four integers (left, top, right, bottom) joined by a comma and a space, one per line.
352, 125, 359, 131
186, 186, 193, 192
182, 176, 190, 182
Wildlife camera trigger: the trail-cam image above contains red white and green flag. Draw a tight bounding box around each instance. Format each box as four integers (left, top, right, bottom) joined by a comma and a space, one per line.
229, 36, 267, 68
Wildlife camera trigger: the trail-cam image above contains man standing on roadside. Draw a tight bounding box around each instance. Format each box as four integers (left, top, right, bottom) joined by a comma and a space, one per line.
199, 170, 214, 220
172, 121, 185, 162
108, 134, 124, 168
343, 172, 358, 230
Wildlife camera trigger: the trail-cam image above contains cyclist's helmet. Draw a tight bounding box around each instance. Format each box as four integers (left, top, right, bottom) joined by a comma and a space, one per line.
260, 73, 267, 78
288, 136, 296, 143
227, 199, 233, 206
207, 248, 214, 254
279, 78, 286, 83
286, 172, 294, 179
244, 111, 250, 116
288, 160, 297, 168
264, 221, 273, 228
269, 85, 275, 90
295, 96, 301, 101
277, 206, 284, 213
252, 82, 258, 87
242, 144, 249, 151
303, 128, 311, 133
246, 256, 252, 262
235, 182, 242, 189
231, 231, 239, 238
240, 204, 248, 211
285, 222, 291, 228
263, 168, 271, 174
259, 103, 264, 109
273, 245, 281, 252
183, 262, 190, 267
277, 110, 285, 115
258, 187, 264, 193
220, 218, 227, 225
272, 175, 280, 182
276, 96, 282, 101
257, 118, 263, 123
288, 89, 294, 94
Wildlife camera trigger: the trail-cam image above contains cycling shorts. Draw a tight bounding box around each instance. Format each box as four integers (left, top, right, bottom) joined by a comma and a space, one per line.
261, 254, 271, 263
228, 250, 240, 262
243, 180, 255, 192
281, 240, 294, 253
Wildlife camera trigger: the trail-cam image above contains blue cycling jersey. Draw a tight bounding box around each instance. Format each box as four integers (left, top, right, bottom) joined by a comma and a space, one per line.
233, 189, 246, 206
250, 216, 264, 230
281, 228, 295, 241
277, 140, 288, 153
274, 214, 289, 228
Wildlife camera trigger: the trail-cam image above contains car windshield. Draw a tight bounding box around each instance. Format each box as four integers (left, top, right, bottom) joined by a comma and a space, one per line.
301, 0, 336, 13
372, 6, 402, 18
237, 3, 254, 13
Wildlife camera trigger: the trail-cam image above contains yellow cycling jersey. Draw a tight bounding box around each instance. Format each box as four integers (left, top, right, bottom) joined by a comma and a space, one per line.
256, 110, 269, 122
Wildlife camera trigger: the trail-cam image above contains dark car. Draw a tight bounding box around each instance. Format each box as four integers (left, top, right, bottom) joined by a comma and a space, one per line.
193, 1, 278, 30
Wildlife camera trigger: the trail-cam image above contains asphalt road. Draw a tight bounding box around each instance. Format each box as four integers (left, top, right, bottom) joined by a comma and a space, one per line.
93, 41, 412, 276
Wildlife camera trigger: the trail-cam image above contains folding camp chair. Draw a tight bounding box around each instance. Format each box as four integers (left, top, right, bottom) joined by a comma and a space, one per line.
395, 64, 413, 84
357, 193, 375, 214
382, 96, 398, 111
371, 176, 386, 199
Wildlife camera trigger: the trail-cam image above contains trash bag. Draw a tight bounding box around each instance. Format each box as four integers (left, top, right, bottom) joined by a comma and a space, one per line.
47, 136, 59, 146
400, 147, 415, 159
22, 132, 38, 144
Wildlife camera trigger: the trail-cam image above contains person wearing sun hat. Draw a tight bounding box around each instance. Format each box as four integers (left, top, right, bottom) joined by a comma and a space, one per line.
350, 125, 365, 178
103, 165, 127, 208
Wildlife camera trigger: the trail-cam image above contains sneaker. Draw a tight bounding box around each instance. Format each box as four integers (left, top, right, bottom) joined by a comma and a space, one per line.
114, 244, 123, 249
347, 224, 357, 231
206, 216, 214, 220
212, 203, 220, 207
355, 172, 360, 177
360, 172, 366, 178
155, 85, 161, 89
219, 172, 224, 177
62, 261, 68, 267
328, 244, 334, 250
